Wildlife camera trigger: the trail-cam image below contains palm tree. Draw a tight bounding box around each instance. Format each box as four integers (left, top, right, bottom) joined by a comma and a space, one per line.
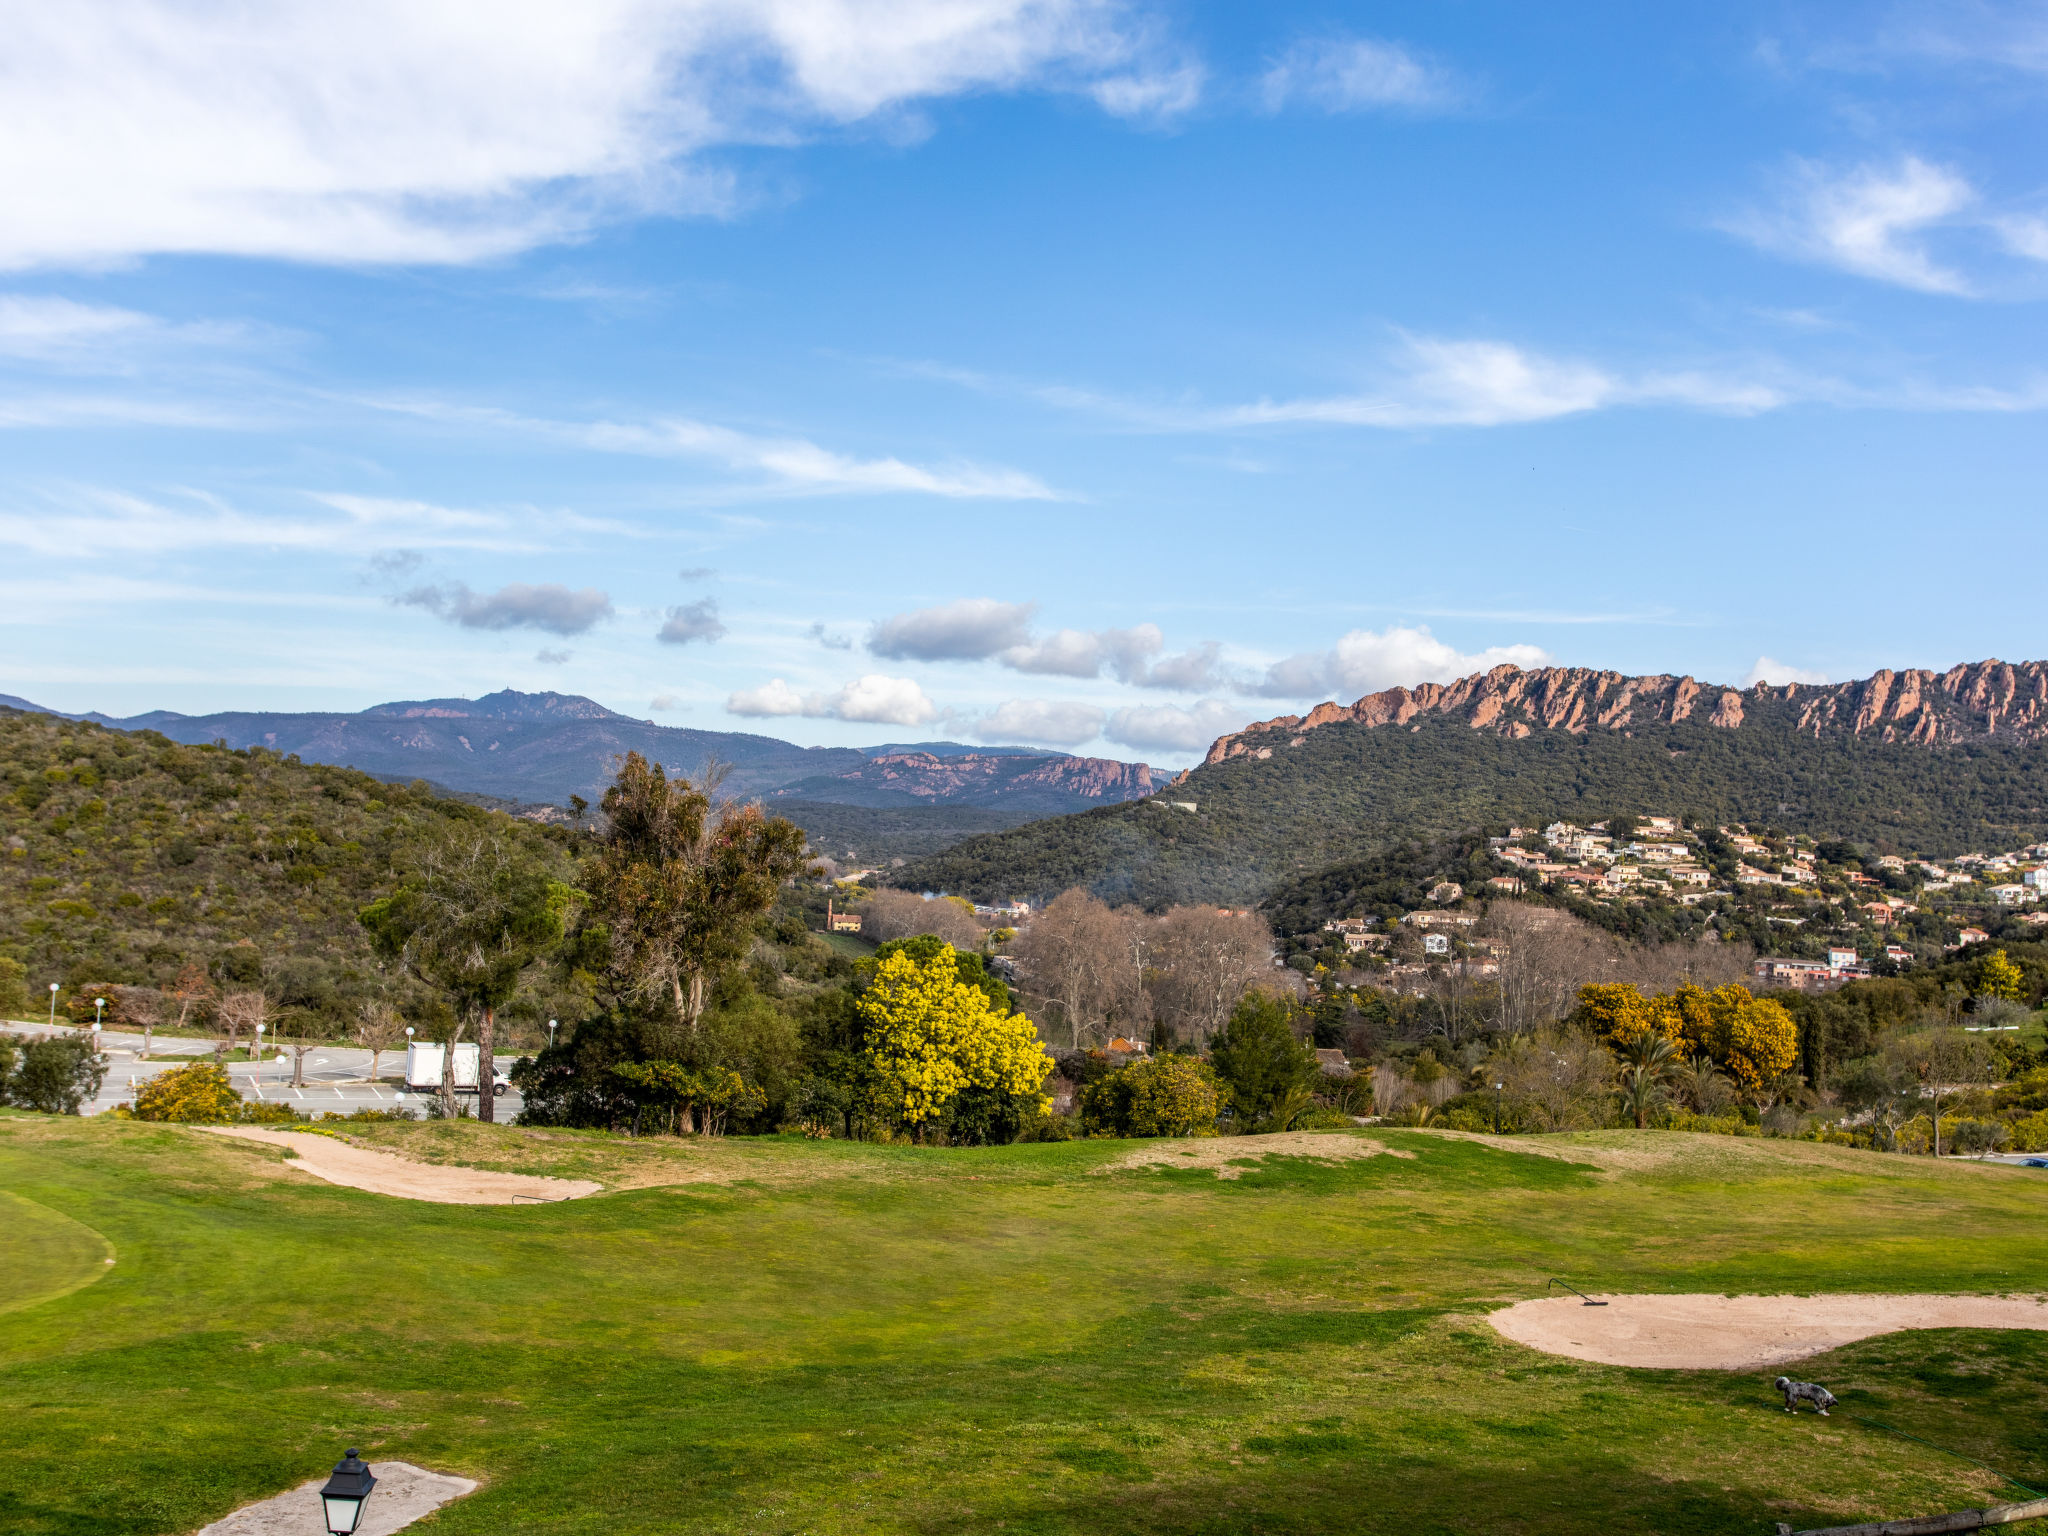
1615, 1032, 1678, 1130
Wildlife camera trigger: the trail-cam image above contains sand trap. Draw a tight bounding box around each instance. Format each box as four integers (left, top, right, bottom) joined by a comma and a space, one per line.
196, 1460, 476, 1535
1489, 1292, 2048, 1371
200, 1127, 601, 1205
1101, 1130, 1410, 1178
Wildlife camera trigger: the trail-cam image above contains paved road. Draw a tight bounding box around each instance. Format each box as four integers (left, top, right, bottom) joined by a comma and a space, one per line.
1, 1021, 524, 1119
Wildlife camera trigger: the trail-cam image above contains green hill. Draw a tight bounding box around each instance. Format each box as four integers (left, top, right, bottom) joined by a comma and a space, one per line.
895, 667, 2048, 908
0, 707, 564, 1028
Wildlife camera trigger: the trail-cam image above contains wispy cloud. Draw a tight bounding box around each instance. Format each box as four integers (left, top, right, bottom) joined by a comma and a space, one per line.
0, 486, 537, 556
870, 599, 1037, 661
1260, 35, 1471, 113
0, 1, 1184, 270
867, 600, 1224, 688
1727, 157, 1977, 294
365, 396, 1060, 501
727, 673, 937, 726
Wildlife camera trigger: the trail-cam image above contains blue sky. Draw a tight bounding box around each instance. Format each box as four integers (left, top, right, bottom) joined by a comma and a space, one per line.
2, 1, 2045, 765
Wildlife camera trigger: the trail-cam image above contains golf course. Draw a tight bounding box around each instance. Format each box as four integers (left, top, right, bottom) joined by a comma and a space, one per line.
4, 1116, 2047, 1535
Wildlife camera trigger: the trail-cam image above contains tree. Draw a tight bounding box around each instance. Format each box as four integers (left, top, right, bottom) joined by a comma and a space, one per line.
1147, 907, 1274, 1050
130, 1061, 242, 1122
169, 961, 214, 1043
7, 1034, 106, 1114
1613, 1032, 1678, 1129
1979, 948, 2026, 1003
1081, 1055, 1222, 1137
1885, 1027, 1995, 1157
587, 753, 807, 1039
1702, 986, 1799, 1099
214, 990, 267, 1064
1673, 1054, 1735, 1117
856, 949, 1050, 1141
1008, 889, 1144, 1048
1495, 1028, 1613, 1132
354, 1001, 407, 1083
860, 888, 985, 950
1209, 992, 1318, 1132
1574, 984, 1664, 1048
360, 823, 574, 1123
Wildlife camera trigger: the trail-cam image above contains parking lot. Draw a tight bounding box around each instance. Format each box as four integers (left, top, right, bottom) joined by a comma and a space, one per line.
2, 1021, 524, 1119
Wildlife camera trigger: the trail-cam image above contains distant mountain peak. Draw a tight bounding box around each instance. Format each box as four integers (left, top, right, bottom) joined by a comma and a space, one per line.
362, 689, 626, 723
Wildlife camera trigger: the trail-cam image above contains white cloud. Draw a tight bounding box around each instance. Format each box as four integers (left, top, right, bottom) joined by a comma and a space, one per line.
1260, 36, 1468, 113
727, 672, 937, 726
1998, 216, 2048, 263
368, 398, 1059, 500
1255, 625, 1550, 700
1104, 697, 1246, 754
535, 647, 572, 664
1745, 656, 1830, 687
1000, 627, 1104, 677
398, 581, 615, 635
1210, 336, 1783, 430
0, 486, 540, 556
0, 1, 1177, 270
657, 597, 725, 644
974, 698, 1105, 747
870, 598, 1037, 660
1730, 157, 1976, 295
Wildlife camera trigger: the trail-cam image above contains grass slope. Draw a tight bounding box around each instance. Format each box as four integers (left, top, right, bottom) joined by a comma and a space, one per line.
0, 708, 562, 1023
4, 1116, 2047, 1535
897, 710, 2048, 907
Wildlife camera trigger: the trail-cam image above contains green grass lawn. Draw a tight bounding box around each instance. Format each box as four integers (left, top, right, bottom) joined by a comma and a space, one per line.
4, 1120, 2048, 1536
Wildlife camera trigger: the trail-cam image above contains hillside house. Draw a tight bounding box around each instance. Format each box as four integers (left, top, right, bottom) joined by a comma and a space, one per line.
1885, 945, 1913, 965
1322, 917, 1374, 934
1488, 876, 1524, 895
1422, 933, 1451, 956
1667, 866, 1712, 887
1955, 926, 1990, 946
1402, 911, 1480, 929
2025, 868, 2048, 891
1313, 1048, 1352, 1077
1428, 880, 1464, 904
1991, 884, 2036, 906
825, 901, 863, 933
1343, 932, 1388, 953
1640, 815, 1680, 835
1877, 855, 1907, 872
1753, 957, 1842, 992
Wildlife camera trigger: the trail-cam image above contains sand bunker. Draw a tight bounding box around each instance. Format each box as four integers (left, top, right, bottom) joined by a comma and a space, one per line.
1489, 1292, 2048, 1371
201, 1126, 601, 1205
1102, 1131, 1409, 1178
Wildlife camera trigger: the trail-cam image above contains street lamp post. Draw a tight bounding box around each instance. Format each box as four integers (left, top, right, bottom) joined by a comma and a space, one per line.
318, 1448, 377, 1535
1493, 1081, 1504, 1134
94, 997, 106, 1029
254, 1022, 265, 1062
547, 1018, 557, 1050
48, 982, 59, 1029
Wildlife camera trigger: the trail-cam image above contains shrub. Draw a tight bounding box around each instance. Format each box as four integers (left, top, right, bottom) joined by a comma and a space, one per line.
2009, 1111, 2048, 1153
6, 1034, 106, 1114
131, 1061, 243, 1122
1081, 1055, 1222, 1138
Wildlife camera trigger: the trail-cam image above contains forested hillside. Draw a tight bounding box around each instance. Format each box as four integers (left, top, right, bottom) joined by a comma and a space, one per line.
0, 708, 565, 1028
897, 699, 2048, 908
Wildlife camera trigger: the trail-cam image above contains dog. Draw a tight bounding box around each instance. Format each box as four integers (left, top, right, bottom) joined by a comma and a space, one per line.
1774, 1376, 1836, 1415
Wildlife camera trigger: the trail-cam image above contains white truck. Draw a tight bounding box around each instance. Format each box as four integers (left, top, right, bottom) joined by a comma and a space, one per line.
403, 1041, 509, 1097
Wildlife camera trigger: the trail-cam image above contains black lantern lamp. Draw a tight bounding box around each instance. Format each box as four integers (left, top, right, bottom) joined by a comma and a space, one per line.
319, 1448, 377, 1535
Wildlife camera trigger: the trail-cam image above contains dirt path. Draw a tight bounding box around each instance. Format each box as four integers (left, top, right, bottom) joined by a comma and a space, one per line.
199, 1126, 601, 1205
1489, 1292, 2048, 1370
1101, 1130, 1408, 1178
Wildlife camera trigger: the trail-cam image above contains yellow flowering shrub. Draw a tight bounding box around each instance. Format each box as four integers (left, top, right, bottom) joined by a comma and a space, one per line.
858, 950, 1050, 1135
129, 1061, 241, 1123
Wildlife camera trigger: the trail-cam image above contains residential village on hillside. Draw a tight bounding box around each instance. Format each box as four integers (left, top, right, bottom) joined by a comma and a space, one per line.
1319, 816, 2048, 996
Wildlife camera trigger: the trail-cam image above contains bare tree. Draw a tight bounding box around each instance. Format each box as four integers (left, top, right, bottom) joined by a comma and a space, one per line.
1486, 906, 1620, 1036
1885, 1026, 1995, 1157
1494, 1027, 1613, 1131
1146, 906, 1274, 1050
354, 1001, 408, 1083
170, 960, 214, 1045
859, 888, 986, 950
112, 985, 164, 1060
1008, 889, 1145, 1048
279, 1009, 317, 1088
214, 990, 267, 1064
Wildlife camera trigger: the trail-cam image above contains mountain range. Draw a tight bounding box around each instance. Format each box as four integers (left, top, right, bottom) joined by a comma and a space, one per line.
896, 659, 2048, 908
0, 690, 1160, 863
